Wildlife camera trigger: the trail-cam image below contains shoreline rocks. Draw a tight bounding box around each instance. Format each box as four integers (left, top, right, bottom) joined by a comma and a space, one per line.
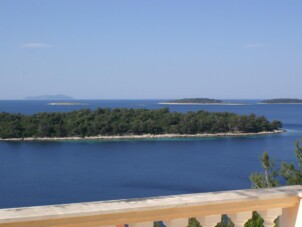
0, 130, 285, 142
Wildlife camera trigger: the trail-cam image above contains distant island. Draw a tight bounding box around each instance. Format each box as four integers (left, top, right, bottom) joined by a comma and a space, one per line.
25, 95, 74, 100
159, 98, 244, 105
260, 98, 302, 104
165, 98, 223, 104
0, 108, 283, 140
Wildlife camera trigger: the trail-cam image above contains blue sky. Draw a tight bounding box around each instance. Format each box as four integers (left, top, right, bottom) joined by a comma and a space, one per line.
1, 0, 302, 99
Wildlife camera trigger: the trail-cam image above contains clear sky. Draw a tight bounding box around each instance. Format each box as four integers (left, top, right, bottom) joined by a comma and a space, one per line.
1, 0, 302, 99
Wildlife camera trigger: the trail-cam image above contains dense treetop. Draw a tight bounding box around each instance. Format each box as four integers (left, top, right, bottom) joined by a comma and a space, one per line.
0, 108, 282, 139
164, 98, 223, 104
260, 98, 302, 104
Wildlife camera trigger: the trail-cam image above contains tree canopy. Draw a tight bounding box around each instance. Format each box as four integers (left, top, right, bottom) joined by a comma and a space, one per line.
261, 98, 302, 104
250, 140, 302, 188
165, 98, 223, 104
0, 108, 282, 139
247, 140, 302, 227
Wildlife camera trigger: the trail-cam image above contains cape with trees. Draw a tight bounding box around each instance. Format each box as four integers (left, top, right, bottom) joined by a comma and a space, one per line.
0, 108, 282, 139
163, 98, 224, 104
260, 98, 302, 104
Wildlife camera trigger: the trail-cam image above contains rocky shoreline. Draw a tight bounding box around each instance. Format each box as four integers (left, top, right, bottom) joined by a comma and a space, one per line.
0, 130, 285, 142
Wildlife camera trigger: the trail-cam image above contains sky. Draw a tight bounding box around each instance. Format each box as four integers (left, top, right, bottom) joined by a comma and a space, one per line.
1, 0, 302, 100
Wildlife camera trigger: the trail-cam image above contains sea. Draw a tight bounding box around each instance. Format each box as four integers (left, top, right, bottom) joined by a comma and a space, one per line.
0, 100, 301, 209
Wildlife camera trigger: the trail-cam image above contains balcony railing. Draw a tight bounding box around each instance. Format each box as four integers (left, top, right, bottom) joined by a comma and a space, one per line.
0, 185, 302, 227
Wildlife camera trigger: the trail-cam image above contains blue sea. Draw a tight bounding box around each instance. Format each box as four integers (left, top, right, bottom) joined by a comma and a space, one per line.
0, 100, 301, 208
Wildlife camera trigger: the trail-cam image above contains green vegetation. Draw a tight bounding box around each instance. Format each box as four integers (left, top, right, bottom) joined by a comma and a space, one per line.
250, 140, 302, 188
260, 98, 302, 104
184, 141, 301, 227
246, 140, 302, 227
164, 98, 223, 104
187, 216, 234, 227
0, 108, 281, 139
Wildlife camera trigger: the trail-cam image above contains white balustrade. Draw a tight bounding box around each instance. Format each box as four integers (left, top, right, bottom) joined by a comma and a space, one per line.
279, 197, 302, 227
164, 218, 188, 227
259, 208, 282, 227
0, 186, 301, 227
229, 211, 252, 227
196, 215, 221, 227
129, 222, 154, 227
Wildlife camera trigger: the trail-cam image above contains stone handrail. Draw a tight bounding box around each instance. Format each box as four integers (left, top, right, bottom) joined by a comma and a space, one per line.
0, 185, 302, 227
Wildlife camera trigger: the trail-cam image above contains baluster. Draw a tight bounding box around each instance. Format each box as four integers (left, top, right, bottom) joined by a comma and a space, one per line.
229, 211, 252, 227
259, 208, 282, 227
279, 205, 302, 227
196, 215, 221, 227
164, 218, 188, 227
128, 222, 154, 227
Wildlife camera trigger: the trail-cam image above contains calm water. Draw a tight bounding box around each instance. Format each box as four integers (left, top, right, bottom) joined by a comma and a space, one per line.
0, 100, 301, 208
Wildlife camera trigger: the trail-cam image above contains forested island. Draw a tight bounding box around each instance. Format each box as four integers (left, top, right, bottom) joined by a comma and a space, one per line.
0, 108, 282, 140
163, 98, 223, 104
260, 98, 302, 104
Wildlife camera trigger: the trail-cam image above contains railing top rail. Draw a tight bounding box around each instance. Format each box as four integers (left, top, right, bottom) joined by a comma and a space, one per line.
0, 185, 302, 224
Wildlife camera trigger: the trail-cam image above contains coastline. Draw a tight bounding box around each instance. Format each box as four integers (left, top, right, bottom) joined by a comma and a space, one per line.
0, 130, 285, 142
257, 103, 302, 105
158, 102, 247, 106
